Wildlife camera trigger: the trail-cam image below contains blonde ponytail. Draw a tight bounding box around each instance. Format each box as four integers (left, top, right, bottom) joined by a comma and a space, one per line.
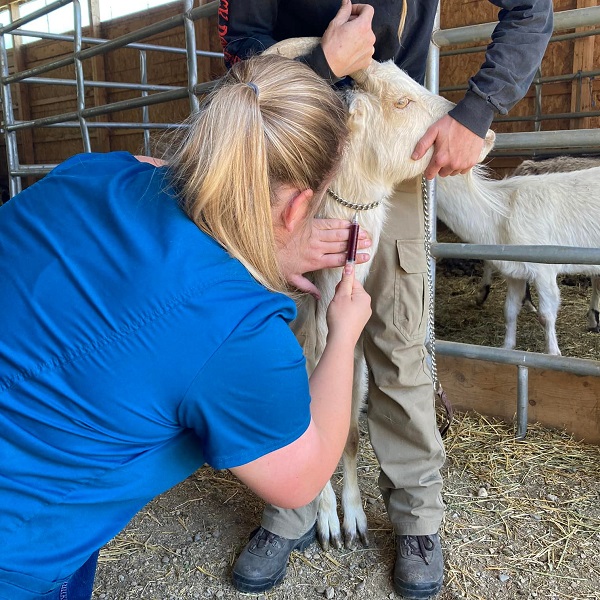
169, 55, 347, 293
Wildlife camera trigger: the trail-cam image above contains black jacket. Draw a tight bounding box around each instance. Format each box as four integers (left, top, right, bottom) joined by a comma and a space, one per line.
218, 0, 553, 138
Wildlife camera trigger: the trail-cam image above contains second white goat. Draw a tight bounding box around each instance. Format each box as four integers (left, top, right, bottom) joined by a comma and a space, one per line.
437, 165, 600, 355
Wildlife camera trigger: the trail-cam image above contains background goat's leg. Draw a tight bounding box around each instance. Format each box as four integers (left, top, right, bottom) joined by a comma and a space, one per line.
587, 276, 600, 332
535, 272, 562, 355
503, 277, 527, 350
476, 261, 494, 306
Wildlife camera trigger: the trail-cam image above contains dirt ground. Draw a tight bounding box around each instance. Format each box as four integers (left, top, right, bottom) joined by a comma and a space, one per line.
91, 243, 600, 600
92, 413, 600, 600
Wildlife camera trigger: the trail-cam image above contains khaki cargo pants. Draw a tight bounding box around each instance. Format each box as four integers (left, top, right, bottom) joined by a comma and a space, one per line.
262, 178, 446, 539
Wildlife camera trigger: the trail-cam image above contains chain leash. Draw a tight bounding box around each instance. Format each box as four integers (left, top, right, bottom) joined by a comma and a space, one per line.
421, 177, 453, 437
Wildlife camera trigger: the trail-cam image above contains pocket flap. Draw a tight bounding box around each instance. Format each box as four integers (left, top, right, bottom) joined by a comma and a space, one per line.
396, 240, 427, 274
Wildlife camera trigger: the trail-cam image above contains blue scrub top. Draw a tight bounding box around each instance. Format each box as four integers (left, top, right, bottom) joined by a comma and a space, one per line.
0, 152, 311, 598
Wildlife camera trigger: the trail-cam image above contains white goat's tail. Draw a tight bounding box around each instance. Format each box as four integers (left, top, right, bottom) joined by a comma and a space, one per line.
461, 164, 510, 218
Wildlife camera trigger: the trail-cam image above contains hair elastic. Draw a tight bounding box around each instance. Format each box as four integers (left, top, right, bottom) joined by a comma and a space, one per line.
246, 82, 259, 97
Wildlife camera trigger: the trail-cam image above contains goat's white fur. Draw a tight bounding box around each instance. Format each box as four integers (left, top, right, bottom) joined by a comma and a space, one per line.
266, 39, 495, 548
437, 165, 600, 355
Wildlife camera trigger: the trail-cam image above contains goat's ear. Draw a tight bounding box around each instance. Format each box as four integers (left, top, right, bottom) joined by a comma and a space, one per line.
347, 96, 368, 132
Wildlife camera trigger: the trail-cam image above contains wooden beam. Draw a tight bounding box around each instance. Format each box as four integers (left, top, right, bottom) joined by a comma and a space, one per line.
570, 0, 596, 130
439, 355, 600, 445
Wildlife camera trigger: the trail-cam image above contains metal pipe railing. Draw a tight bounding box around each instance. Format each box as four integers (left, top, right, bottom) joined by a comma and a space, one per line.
0, 33, 20, 196
72, 0, 91, 153
433, 5, 600, 46
494, 129, 600, 150
14, 28, 223, 58
139, 51, 151, 156
432, 243, 600, 265
0, 0, 221, 194
24, 76, 178, 92
437, 341, 600, 378
440, 27, 600, 58
183, 0, 200, 114
0, 0, 73, 35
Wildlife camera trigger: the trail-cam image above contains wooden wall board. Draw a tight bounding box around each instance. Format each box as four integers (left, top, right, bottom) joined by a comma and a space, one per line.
438, 355, 600, 445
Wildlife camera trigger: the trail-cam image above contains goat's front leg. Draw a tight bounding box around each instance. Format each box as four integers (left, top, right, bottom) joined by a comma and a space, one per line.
340, 347, 369, 549
314, 280, 343, 550
317, 482, 342, 550
316, 342, 369, 550
503, 277, 527, 350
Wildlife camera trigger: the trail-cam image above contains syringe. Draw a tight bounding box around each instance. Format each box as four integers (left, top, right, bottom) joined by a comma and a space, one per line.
346, 212, 360, 264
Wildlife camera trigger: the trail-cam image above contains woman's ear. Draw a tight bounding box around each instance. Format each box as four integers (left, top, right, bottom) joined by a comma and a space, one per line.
281, 188, 314, 232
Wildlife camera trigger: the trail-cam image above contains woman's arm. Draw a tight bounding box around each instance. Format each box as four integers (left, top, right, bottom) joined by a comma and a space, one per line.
231, 264, 371, 508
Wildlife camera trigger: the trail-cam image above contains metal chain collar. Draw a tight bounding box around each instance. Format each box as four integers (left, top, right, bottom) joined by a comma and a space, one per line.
327, 188, 381, 211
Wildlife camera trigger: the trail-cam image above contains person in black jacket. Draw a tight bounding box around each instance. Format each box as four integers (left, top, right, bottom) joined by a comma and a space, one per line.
218, 1, 553, 598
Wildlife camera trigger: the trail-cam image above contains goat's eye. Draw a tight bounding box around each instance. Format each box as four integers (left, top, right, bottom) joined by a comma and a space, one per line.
394, 97, 411, 109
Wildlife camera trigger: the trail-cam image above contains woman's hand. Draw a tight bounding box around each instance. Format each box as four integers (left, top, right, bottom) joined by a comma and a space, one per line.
326, 263, 372, 346
286, 218, 371, 299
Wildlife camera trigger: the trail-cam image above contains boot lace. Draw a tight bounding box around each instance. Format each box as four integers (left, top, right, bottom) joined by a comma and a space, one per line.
252, 527, 281, 551
400, 535, 435, 565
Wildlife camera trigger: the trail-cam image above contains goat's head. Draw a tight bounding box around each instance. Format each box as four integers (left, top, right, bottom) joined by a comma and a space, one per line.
264, 38, 495, 187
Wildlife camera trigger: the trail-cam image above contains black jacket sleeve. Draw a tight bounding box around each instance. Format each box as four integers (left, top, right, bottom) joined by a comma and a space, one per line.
218, 0, 341, 83
449, 0, 554, 137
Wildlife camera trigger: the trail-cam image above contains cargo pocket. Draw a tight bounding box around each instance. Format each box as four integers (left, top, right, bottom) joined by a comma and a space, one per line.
394, 239, 428, 341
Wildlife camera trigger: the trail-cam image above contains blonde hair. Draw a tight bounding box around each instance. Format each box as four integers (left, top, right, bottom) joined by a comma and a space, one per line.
169, 54, 348, 293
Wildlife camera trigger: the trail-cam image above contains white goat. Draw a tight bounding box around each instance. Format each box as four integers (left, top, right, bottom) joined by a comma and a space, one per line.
436, 166, 600, 355
266, 39, 494, 549
475, 156, 600, 336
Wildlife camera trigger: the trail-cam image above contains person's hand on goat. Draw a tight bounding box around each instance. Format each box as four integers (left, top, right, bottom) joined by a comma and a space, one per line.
321, 0, 376, 77
412, 114, 485, 179
287, 218, 372, 300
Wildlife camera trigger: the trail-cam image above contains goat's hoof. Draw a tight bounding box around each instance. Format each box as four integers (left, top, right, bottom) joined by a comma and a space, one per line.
317, 531, 343, 551
588, 326, 600, 333
343, 531, 366, 550
343, 526, 369, 550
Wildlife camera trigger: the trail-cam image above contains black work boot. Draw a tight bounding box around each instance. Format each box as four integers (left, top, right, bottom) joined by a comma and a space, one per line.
232, 525, 316, 593
393, 533, 444, 599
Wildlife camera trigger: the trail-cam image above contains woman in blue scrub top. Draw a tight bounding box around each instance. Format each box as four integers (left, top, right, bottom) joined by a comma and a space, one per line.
0, 54, 371, 600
